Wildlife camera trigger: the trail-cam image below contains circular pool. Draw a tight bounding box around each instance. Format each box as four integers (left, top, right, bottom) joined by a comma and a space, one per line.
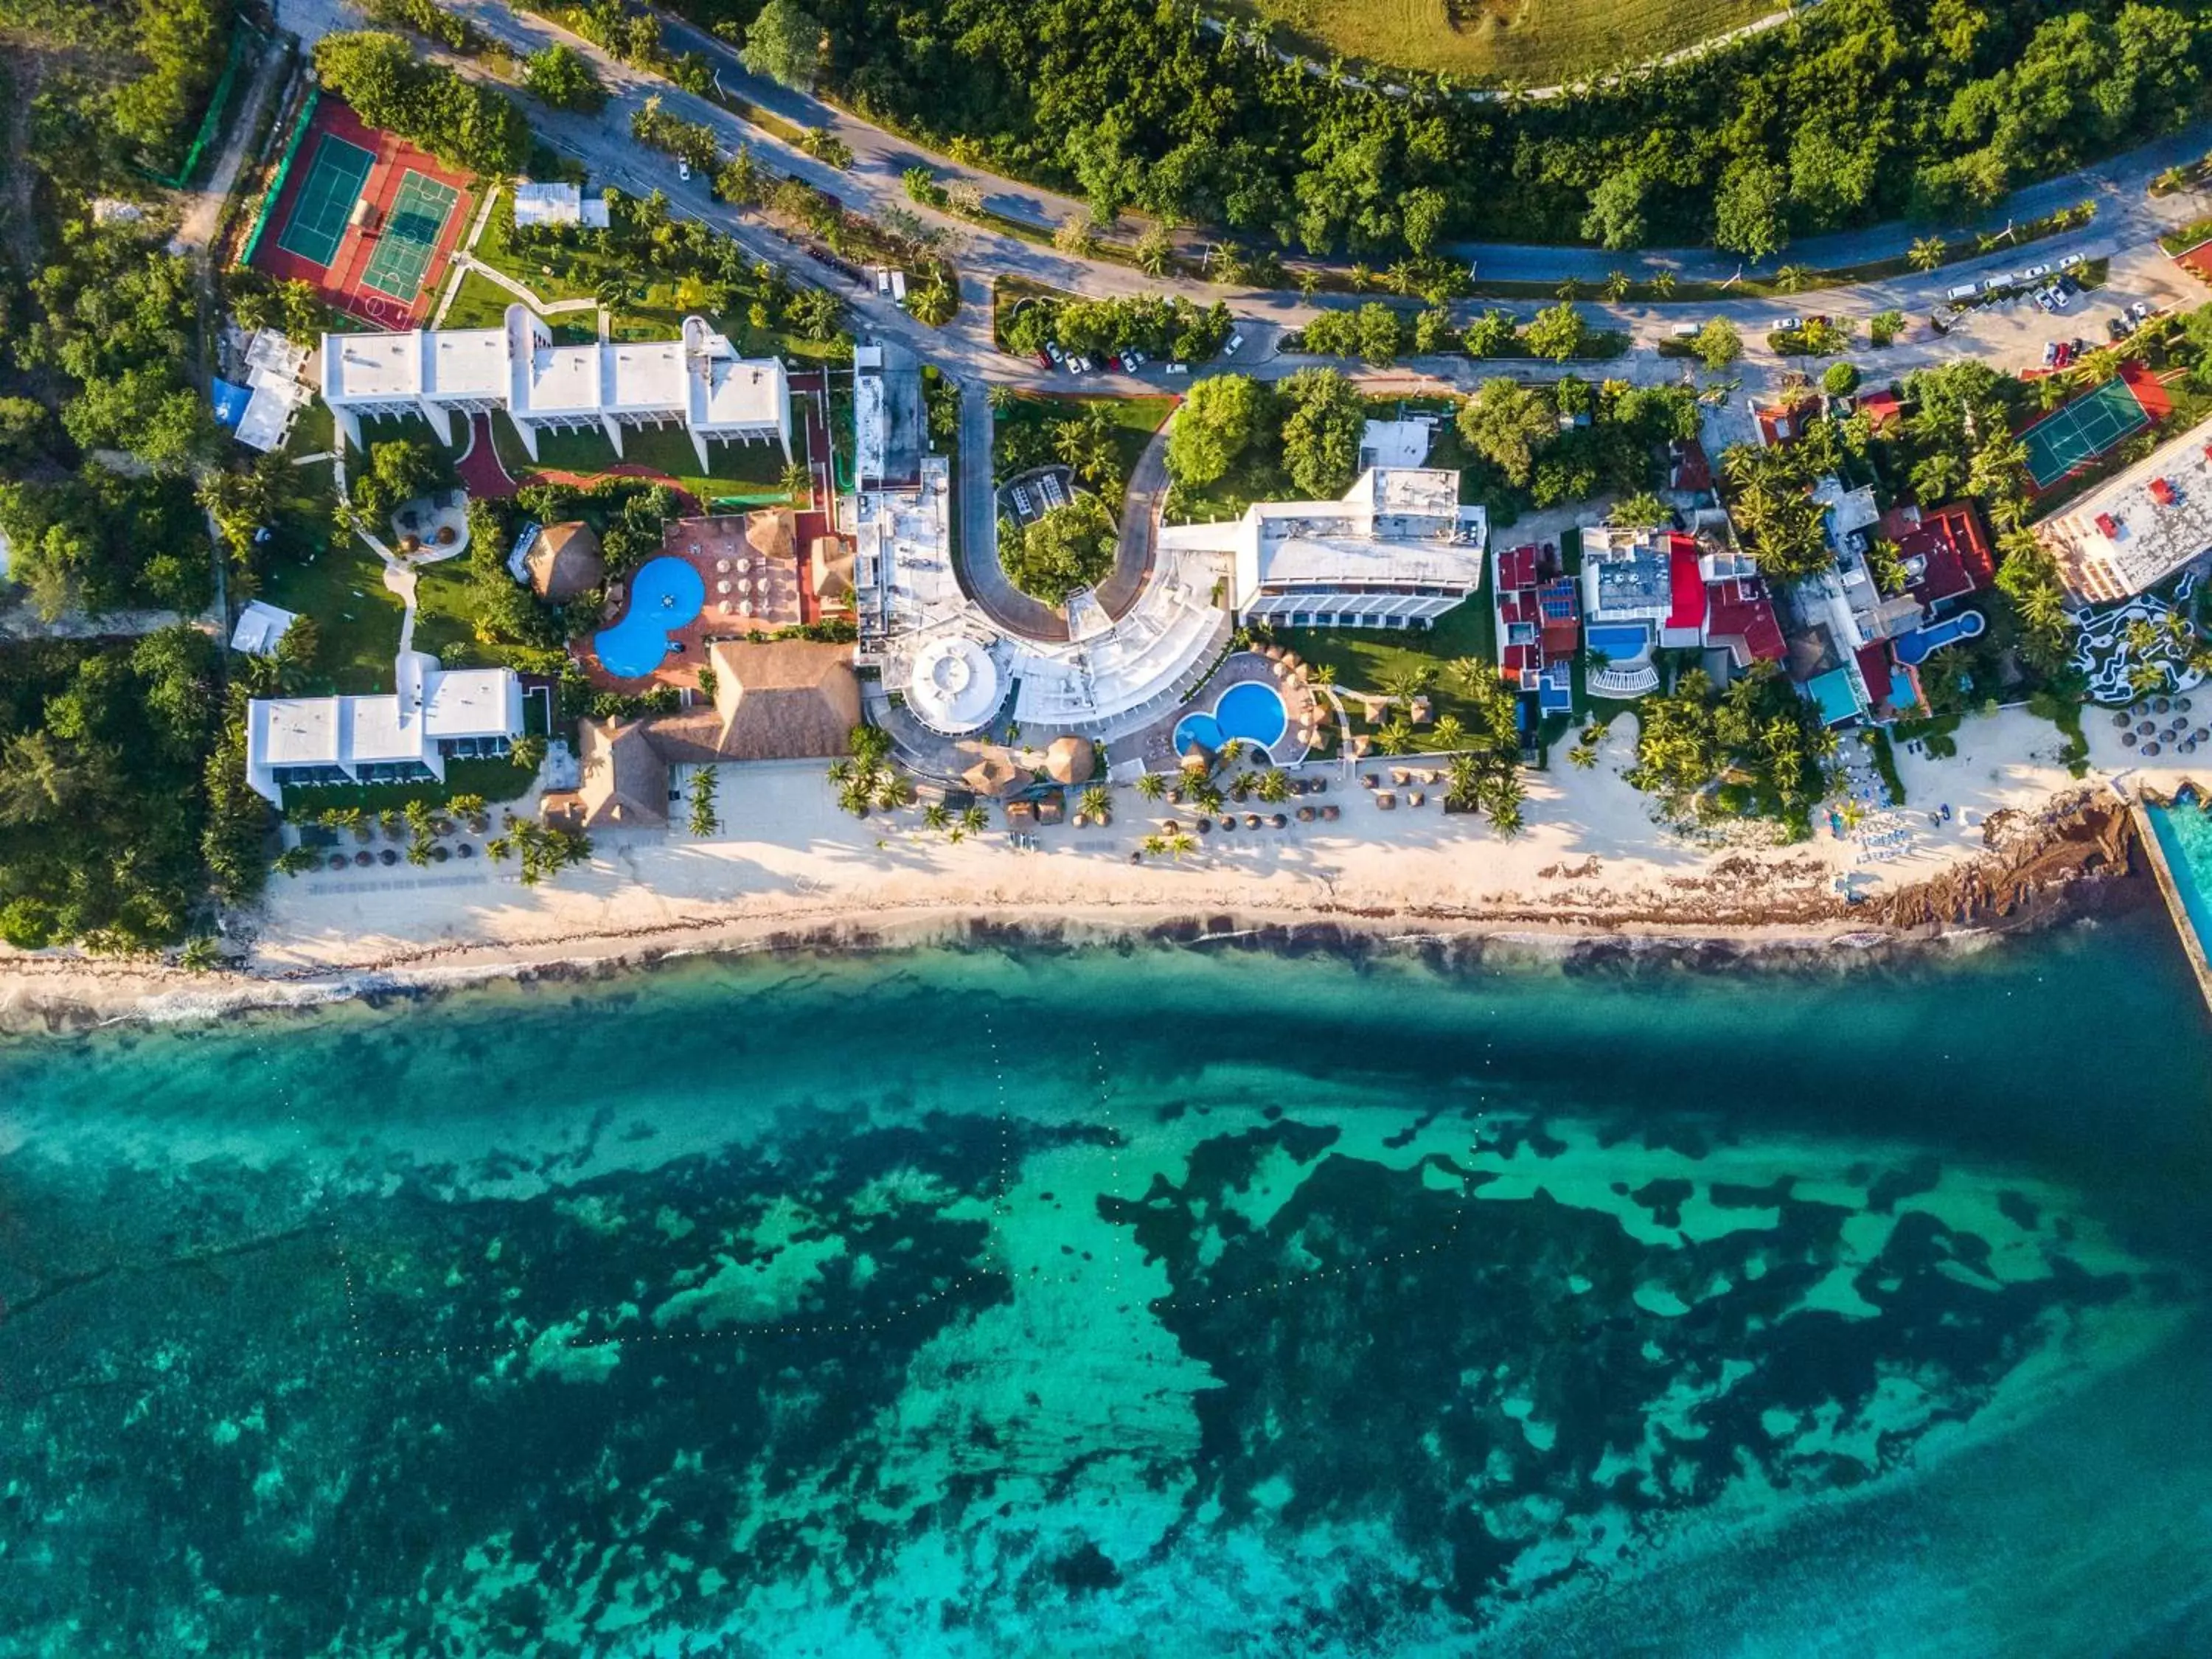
1174, 680, 1290, 756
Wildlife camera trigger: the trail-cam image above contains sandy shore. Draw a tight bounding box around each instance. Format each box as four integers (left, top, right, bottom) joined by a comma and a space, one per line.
1, 706, 2200, 1031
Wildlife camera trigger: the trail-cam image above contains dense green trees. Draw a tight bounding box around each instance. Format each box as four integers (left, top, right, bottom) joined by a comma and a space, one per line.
1454, 380, 1555, 488
740, 0, 824, 88
1276, 368, 1364, 498
1629, 664, 1831, 832
312, 32, 530, 176
0, 629, 252, 950
1003, 292, 1232, 364
0, 469, 211, 620
523, 44, 608, 112
1167, 374, 1269, 488
999, 493, 1118, 599
664, 0, 2212, 256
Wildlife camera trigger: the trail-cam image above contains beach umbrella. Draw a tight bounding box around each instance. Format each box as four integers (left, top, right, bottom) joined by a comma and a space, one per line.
1044, 735, 1095, 785
717, 580, 732, 595
962, 753, 1023, 796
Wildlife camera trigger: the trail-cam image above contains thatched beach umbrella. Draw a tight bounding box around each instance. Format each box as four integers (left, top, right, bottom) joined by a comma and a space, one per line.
1044, 735, 1095, 785
962, 753, 1023, 796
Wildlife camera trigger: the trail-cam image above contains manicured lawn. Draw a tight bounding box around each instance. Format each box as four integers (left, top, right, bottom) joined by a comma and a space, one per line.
282, 397, 335, 459
489, 412, 805, 507
1278, 599, 1500, 739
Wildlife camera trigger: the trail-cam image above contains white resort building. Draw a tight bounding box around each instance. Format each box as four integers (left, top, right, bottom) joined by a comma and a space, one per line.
2037, 425, 2212, 603
1157, 468, 1486, 628
319, 305, 790, 471
246, 653, 526, 807
848, 339, 1228, 740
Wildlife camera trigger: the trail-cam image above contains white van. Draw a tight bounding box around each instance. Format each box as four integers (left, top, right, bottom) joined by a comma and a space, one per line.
1223, 333, 1245, 356
1945, 282, 1978, 300
889, 270, 908, 304
874, 268, 891, 296
1669, 321, 1700, 340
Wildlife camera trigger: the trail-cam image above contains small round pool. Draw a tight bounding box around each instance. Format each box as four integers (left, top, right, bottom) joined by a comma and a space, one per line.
594, 556, 705, 681
1175, 680, 1289, 756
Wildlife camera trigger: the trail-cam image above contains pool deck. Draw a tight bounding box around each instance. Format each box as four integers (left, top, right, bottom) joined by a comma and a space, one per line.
1123, 650, 1323, 773
576, 516, 806, 692
2132, 788, 2212, 1019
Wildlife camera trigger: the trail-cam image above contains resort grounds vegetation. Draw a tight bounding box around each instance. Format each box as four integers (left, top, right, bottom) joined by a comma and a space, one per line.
1164, 368, 1371, 518
467, 186, 857, 364
993, 393, 1175, 501
0, 0, 241, 179
998, 288, 1236, 366
999, 494, 1119, 602
1450, 377, 1701, 516
1298, 301, 1627, 364
664, 0, 2212, 257
0, 467, 212, 621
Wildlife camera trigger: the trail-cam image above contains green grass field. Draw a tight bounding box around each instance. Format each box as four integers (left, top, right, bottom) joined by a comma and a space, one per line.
488, 413, 803, 508
1226, 0, 1776, 87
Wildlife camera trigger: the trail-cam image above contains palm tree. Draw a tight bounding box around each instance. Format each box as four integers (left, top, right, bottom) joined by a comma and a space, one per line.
1377, 662, 1436, 703
961, 804, 989, 835
1444, 754, 1483, 811
922, 802, 950, 833
1375, 718, 1415, 756
1139, 833, 1169, 859
1430, 714, 1468, 751
987, 383, 1016, 413
780, 459, 813, 502
1603, 269, 1632, 302
1652, 270, 1677, 299
1166, 830, 1200, 860
827, 758, 856, 787
1445, 656, 1492, 699
1307, 662, 1338, 686
1568, 743, 1599, 769
1135, 771, 1167, 801
1774, 264, 1812, 295
1256, 770, 1290, 803
1907, 235, 1947, 273
1080, 784, 1113, 823
1554, 276, 1582, 302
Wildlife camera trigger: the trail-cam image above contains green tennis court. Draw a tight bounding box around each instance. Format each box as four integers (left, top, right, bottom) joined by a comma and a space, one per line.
274, 134, 375, 268
2020, 378, 2151, 490
357, 170, 459, 303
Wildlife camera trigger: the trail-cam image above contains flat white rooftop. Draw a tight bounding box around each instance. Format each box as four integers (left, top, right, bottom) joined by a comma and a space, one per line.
325, 333, 420, 402
256, 698, 340, 768
424, 667, 521, 734
605, 340, 684, 412
431, 330, 507, 399
697, 355, 784, 428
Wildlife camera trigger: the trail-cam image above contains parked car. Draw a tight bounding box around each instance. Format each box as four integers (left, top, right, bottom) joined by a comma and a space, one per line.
1045, 341, 1065, 365
1164, 361, 1190, 375
678, 161, 692, 182
1945, 282, 1980, 301
2051, 285, 2071, 310
2108, 316, 2132, 342
1670, 321, 1700, 339
2042, 341, 2061, 367
1107, 353, 1125, 372
1223, 333, 1245, 356
2060, 251, 2087, 268
1033, 350, 1053, 369
1770, 316, 1803, 333
2033, 288, 2056, 313
2052, 341, 2073, 369
2022, 262, 2051, 280
1123, 349, 1146, 369
875, 268, 891, 296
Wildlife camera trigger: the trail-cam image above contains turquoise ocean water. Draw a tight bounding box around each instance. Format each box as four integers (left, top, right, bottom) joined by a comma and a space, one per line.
4, 917, 2212, 1657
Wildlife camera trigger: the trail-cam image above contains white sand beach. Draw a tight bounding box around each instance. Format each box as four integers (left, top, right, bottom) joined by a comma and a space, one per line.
1, 703, 2197, 1029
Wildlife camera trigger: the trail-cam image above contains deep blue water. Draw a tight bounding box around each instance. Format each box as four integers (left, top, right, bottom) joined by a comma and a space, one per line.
3, 917, 2211, 1657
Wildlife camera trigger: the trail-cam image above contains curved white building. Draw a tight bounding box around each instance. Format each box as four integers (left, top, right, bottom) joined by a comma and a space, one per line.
907, 633, 1004, 734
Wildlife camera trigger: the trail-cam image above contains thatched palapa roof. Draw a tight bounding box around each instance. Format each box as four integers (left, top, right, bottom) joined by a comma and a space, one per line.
526, 521, 605, 602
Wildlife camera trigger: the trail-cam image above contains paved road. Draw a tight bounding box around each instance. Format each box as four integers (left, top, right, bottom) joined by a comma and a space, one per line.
954, 380, 1065, 640
1097, 420, 1171, 621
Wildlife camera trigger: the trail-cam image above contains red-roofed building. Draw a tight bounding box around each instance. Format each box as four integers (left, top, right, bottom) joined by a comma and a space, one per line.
1669, 437, 1713, 495
1663, 534, 1708, 644
1703, 574, 1787, 666
1854, 389, 1903, 431
1888, 500, 1994, 607
1751, 393, 1822, 450
1492, 540, 1575, 714
1854, 641, 1894, 709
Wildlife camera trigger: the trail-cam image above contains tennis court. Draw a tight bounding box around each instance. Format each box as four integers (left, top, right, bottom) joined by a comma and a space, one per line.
357, 170, 461, 303
2020, 378, 2151, 490
274, 134, 375, 268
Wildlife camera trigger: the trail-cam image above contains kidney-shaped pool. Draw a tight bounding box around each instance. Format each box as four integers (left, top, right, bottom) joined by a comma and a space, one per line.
594, 557, 705, 681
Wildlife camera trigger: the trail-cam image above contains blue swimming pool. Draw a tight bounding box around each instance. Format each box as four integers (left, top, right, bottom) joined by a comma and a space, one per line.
1892, 609, 1988, 667
1174, 680, 1289, 756
1584, 625, 1652, 660
594, 556, 705, 681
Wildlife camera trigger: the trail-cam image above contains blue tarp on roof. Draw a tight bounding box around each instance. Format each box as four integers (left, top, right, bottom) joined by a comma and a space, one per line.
211, 378, 252, 428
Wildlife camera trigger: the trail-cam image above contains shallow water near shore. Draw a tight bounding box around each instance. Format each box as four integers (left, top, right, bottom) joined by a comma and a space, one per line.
4, 914, 2212, 1657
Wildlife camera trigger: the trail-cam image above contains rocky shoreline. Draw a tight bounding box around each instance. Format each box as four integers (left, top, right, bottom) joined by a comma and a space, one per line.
0, 789, 2163, 1037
